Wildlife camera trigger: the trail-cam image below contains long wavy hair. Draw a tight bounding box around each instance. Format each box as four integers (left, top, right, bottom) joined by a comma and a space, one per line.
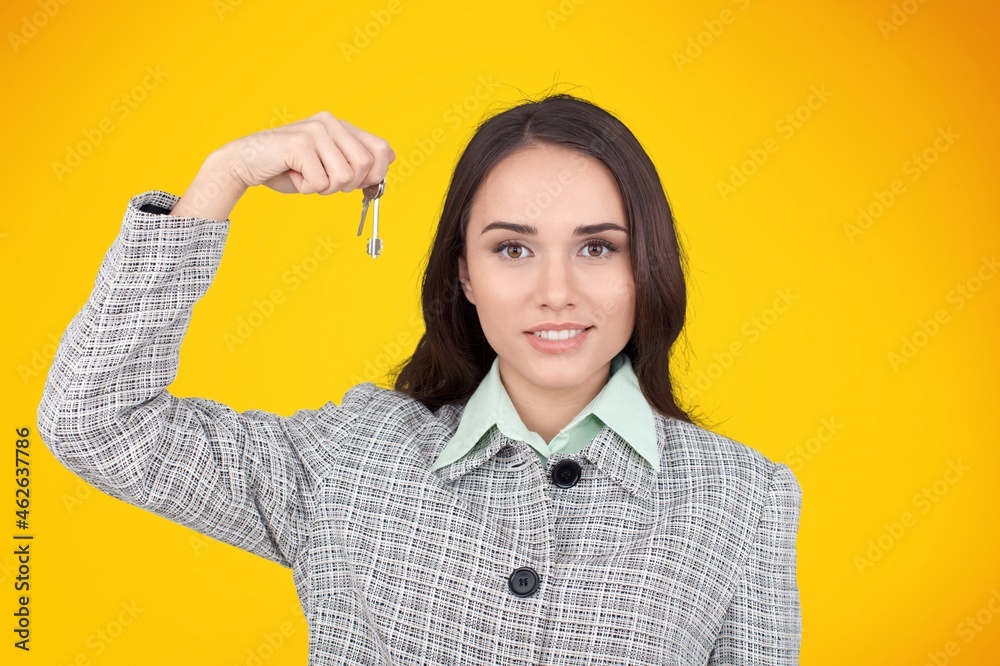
394, 93, 691, 422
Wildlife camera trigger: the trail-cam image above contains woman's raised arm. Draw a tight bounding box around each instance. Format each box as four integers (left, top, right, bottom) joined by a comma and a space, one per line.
37, 111, 393, 566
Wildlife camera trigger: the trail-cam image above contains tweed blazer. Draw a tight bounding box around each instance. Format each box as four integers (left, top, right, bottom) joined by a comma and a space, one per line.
38, 191, 802, 665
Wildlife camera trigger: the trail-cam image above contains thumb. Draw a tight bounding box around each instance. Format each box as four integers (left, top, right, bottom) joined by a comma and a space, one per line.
263, 172, 297, 194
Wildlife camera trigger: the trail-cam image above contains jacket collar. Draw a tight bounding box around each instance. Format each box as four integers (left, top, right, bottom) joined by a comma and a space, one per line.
430, 353, 659, 474
432, 419, 661, 500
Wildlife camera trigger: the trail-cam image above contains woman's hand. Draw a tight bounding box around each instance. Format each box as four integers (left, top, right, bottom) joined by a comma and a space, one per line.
220, 111, 395, 194
170, 112, 395, 221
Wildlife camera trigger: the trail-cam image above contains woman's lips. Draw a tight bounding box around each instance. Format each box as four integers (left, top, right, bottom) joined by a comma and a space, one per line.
524, 326, 592, 353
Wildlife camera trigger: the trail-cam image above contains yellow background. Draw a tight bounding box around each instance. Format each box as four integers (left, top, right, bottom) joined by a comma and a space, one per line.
3, 0, 998, 663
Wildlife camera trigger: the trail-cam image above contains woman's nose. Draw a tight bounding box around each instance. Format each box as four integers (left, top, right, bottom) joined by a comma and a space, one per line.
536, 257, 578, 311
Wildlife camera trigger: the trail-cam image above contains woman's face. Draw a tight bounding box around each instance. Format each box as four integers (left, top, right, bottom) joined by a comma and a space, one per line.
459, 143, 636, 400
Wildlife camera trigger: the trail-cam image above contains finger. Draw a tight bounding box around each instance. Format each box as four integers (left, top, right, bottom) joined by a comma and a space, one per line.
303, 129, 355, 195
306, 113, 393, 190
283, 133, 333, 194
301, 113, 377, 193
340, 120, 395, 188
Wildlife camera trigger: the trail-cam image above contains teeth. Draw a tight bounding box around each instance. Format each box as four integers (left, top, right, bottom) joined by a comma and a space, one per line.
534, 329, 584, 341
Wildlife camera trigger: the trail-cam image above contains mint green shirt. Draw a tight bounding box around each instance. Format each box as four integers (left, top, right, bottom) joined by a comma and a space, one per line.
429, 354, 659, 472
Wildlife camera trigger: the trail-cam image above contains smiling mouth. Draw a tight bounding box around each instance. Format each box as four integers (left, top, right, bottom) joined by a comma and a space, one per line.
531, 327, 592, 341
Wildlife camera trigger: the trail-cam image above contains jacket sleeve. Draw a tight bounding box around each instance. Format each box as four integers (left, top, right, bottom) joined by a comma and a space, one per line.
708, 463, 803, 665
37, 190, 311, 567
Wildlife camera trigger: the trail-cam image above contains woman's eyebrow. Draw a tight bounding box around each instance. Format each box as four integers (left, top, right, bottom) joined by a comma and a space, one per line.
481, 221, 537, 235
574, 222, 628, 235
480, 221, 628, 236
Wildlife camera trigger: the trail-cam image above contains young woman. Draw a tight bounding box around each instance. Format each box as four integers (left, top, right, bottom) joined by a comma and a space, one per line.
39, 94, 802, 664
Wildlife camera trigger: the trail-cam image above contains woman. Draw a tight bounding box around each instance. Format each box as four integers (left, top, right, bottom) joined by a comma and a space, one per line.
39, 94, 801, 664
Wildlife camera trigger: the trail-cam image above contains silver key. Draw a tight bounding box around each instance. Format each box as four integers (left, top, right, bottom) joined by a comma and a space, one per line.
356, 197, 371, 236
356, 179, 385, 259
367, 195, 382, 258
356, 181, 380, 236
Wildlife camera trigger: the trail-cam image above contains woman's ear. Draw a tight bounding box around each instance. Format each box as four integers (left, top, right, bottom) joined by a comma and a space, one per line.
457, 256, 475, 304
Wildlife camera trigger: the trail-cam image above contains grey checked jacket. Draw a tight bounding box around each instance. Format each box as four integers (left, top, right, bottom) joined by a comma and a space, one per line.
38, 191, 802, 664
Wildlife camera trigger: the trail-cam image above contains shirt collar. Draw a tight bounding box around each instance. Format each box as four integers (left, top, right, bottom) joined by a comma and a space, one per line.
430, 353, 659, 473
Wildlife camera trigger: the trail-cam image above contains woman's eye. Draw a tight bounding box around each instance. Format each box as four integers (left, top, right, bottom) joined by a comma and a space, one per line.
499, 243, 531, 259
582, 242, 609, 258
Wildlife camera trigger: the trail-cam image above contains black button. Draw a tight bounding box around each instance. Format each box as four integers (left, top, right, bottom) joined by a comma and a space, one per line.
508, 567, 539, 597
551, 459, 582, 488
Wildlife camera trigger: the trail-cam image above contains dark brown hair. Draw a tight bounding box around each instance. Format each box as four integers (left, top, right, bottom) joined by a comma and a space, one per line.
394, 93, 692, 422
